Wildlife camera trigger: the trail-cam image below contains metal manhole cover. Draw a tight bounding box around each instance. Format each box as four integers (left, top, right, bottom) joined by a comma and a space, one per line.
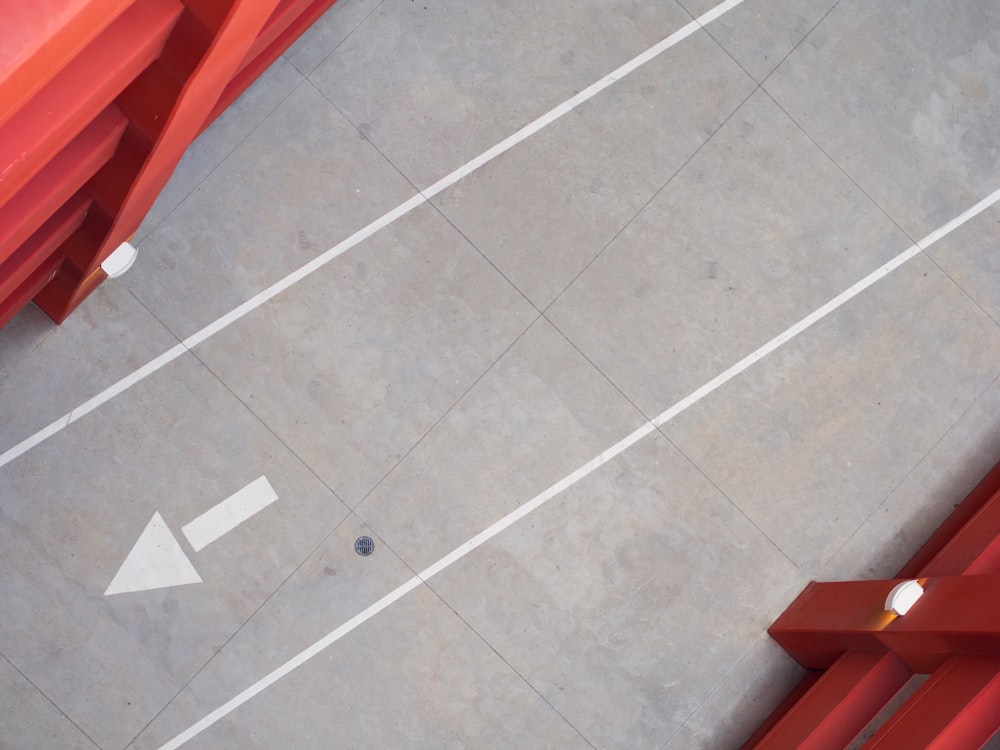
354, 536, 375, 556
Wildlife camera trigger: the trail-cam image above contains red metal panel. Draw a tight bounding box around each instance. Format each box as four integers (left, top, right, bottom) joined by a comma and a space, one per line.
0, 193, 92, 328
0, 0, 132, 128
0, 252, 65, 329
864, 654, 1000, 749
0, 0, 183, 206
32, 220, 107, 320
243, 0, 305, 66
114, 62, 185, 147
748, 651, 909, 750
182, 0, 233, 36
157, 9, 214, 82
0, 106, 127, 263
0, 192, 90, 304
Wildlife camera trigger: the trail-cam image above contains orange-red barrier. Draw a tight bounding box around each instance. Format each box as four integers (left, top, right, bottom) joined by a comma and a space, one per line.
745, 459, 1000, 749
0, 0, 339, 327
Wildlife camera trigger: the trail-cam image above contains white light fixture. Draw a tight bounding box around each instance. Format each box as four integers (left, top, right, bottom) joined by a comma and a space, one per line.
101, 241, 138, 278
885, 579, 924, 616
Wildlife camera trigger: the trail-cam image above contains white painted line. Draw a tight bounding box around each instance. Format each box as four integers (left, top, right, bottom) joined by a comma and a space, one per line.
697, 0, 748, 26
158, 575, 424, 750
650, 187, 1000, 427
0, 0, 745, 473
416, 422, 657, 581
158, 186, 1000, 748
0, 343, 188, 468
180, 194, 427, 351
653, 246, 923, 427
418, 18, 703, 201
182, 476, 278, 552
916, 187, 1000, 250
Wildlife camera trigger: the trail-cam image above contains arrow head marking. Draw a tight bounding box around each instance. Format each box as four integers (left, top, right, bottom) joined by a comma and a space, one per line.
105, 512, 202, 596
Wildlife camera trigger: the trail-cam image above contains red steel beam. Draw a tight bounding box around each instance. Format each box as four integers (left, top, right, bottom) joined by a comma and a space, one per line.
240, 0, 306, 69
31, 213, 108, 321
746, 651, 910, 750
864, 654, 1000, 749
768, 580, 898, 669
3, 0, 341, 325
0, 252, 65, 329
770, 575, 1000, 674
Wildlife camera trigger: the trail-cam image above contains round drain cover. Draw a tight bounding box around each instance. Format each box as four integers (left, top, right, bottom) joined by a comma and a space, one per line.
354, 536, 375, 556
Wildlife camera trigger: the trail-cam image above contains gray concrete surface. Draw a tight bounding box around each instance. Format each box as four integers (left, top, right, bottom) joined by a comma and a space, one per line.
1, 0, 999, 748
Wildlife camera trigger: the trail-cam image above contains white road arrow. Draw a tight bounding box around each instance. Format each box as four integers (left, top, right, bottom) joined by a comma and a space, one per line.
104, 512, 201, 595
105, 476, 278, 596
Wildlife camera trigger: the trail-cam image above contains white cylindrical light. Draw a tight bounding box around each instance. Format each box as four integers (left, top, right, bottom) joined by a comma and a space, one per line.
885, 579, 924, 616
101, 241, 138, 278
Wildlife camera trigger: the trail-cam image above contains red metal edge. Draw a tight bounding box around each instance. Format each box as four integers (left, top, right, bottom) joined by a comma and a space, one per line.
902, 458, 1000, 577
33, 0, 284, 322
203, 0, 339, 129
739, 670, 822, 749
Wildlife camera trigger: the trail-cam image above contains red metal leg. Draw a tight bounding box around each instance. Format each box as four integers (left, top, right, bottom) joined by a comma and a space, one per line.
864, 654, 1000, 749
747, 651, 910, 750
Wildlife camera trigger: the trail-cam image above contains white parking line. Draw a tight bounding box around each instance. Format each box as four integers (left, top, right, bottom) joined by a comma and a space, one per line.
159, 187, 1000, 748
0, 0, 748, 472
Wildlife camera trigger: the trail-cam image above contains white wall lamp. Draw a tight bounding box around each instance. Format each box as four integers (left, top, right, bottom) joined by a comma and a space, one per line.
101, 241, 138, 279
885, 579, 924, 616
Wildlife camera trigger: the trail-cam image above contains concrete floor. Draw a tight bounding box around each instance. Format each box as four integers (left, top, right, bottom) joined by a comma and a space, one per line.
2, 0, 1000, 747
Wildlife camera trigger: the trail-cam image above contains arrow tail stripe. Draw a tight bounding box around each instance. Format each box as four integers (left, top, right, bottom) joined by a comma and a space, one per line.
182, 476, 278, 552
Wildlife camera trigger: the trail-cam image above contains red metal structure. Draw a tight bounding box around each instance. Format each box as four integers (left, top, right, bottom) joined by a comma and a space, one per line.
0, 0, 339, 328
744, 458, 1000, 749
